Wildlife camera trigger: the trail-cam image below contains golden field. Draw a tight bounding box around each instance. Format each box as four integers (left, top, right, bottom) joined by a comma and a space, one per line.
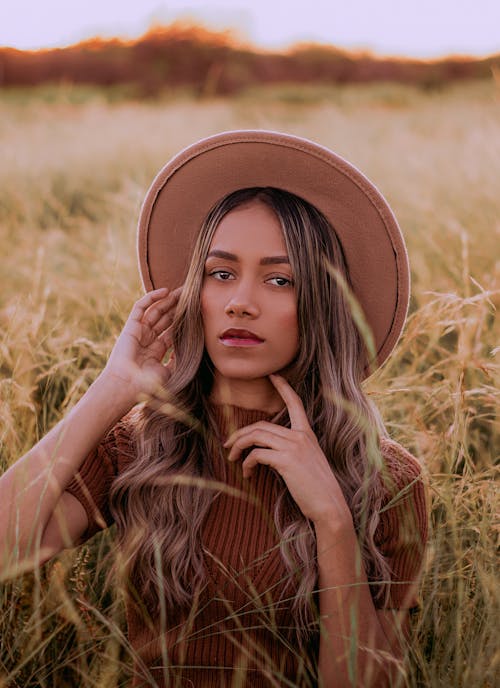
0, 80, 498, 687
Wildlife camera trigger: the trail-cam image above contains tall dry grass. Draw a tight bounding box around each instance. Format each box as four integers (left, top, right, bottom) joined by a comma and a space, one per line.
0, 80, 498, 686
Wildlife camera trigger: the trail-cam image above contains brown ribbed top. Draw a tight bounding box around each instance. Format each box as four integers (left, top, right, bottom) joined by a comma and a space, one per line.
66, 404, 428, 687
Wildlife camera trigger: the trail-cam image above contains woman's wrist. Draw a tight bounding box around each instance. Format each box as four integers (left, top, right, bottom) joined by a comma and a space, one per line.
313, 505, 354, 540
89, 370, 139, 419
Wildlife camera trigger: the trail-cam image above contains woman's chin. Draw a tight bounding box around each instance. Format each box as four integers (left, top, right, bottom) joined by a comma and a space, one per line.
212, 365, 277, 385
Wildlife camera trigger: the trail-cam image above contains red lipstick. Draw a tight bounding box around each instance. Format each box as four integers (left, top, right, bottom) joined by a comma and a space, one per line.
220, 328, 264, 347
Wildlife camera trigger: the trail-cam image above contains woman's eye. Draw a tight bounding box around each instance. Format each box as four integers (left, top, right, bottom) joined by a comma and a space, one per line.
268, 276, 293, 287
210, 270, 233, 281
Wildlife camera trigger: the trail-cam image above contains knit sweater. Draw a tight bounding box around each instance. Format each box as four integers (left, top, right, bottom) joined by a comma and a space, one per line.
66, 403, 428, 687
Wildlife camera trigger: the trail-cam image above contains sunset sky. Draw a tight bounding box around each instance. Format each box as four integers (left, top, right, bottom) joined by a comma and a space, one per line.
1, 0, 499, 58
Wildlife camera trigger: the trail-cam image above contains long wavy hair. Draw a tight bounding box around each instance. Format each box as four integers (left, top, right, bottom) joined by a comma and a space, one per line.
109, 187, 393, 643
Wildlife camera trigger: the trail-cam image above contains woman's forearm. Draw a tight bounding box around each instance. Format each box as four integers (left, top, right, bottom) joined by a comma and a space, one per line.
0, 372, 134, 567
315, 516, 405, 688
0, 289, 180, 571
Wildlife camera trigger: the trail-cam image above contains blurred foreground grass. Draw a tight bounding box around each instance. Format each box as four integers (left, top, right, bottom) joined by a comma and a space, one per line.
0, 81, 498, 687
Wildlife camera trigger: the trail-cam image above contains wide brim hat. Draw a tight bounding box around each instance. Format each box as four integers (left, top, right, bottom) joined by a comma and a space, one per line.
137, 129, 409, 373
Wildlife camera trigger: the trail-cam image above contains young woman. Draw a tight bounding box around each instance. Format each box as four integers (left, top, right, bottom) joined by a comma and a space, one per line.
0, 131, 428, 687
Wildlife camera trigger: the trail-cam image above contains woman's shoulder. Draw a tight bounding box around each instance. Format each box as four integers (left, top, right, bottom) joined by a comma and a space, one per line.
112, 408, 138, 444
374, 437, 429, 608
108, 408, 141, 467
87, 406, 140, 477
379, 436, 427, 491
376, 436, 429, 544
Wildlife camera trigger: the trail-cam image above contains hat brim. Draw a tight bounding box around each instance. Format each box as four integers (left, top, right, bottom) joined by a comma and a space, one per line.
137, 130, 409, 373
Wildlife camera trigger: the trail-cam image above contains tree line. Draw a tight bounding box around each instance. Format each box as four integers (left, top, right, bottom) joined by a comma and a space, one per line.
0, 24, 497, 96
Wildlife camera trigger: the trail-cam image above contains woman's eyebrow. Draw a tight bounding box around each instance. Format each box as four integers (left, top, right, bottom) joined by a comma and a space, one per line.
260, 255, 290, 266
207, 249, 290, 265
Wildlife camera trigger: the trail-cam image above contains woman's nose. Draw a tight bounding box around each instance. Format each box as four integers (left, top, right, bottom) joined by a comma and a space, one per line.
224, 282, 260, 318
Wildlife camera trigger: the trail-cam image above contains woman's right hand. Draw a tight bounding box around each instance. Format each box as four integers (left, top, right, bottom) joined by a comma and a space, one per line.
101, 287, 182, 401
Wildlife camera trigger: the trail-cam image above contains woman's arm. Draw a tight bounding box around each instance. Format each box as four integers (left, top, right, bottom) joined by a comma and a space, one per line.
225, 374, 425, 688
0, 374, 133, 572
315, 515, 407, 687
0, 287, 180, 572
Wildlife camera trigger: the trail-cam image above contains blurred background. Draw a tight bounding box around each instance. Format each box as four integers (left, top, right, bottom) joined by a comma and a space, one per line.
1, 0, 499, 94
0, 2, 499, 688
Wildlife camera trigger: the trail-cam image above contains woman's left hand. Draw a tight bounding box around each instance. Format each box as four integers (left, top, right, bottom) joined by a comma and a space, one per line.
224, 374, 353, 528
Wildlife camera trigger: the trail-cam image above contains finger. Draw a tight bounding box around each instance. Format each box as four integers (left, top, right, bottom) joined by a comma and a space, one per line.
158, 326, 174, 350
128, 288, 169, 324
148, 308, 177, 336
148, 342, 169, 366
164, 347, 175, 364
269, 374, 310, 431
226, 427, 287, 462
155, 285, 183, 312
241, 448, 278, 478
143, 289, 181, 328
224, 421, 290, 448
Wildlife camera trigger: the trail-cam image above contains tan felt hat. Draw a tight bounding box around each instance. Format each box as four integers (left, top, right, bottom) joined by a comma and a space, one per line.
137, 130, 410, 371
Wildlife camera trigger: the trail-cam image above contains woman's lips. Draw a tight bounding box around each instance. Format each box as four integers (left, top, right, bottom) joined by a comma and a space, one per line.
219, 328, 264, 347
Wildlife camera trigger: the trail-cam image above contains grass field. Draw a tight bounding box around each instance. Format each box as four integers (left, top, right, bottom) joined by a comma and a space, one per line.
0, 80, 498, 687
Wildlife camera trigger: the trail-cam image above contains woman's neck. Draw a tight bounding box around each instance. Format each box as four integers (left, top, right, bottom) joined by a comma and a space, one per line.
209, 374, 284, 414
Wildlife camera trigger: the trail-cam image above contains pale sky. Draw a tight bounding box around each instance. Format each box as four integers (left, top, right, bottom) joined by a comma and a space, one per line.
1, 0, 499, 58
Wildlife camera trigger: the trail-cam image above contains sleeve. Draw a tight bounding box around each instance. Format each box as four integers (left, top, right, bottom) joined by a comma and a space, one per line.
373, 438, 429, 610
65, 419, 133, 540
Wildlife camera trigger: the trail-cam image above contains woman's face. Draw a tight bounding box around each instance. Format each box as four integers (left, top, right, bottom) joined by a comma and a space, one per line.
201, 200, 299, 388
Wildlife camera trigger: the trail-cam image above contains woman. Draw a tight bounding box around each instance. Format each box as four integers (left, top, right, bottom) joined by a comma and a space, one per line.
0, 131, 428, 687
